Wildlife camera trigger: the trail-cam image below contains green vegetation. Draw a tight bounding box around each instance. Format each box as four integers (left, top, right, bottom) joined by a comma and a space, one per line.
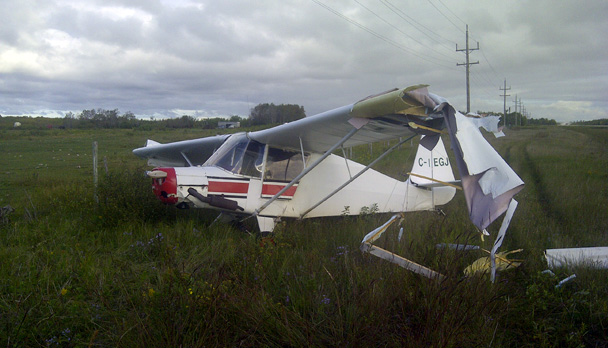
1, 125, 607, 347
571, 119, 608, 126
249, 103, 306, 125
474, 111, 558, 127
0, 102, 306, 132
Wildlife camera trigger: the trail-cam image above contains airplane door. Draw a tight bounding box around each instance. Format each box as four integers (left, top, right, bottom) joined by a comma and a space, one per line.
261, 147, 307, 200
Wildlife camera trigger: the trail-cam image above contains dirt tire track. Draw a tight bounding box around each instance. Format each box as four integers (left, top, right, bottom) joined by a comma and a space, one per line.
522, 142, 567, 225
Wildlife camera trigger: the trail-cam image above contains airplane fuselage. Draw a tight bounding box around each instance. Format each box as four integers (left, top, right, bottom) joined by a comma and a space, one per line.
150, 137, 456, 221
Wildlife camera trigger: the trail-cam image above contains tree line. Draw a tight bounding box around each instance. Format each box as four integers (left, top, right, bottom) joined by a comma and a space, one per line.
476, 111, 558, 127
6, 104, 576, 130
571, 118, 608, 126
54, 103, 306, 129
249, 103, 306, 125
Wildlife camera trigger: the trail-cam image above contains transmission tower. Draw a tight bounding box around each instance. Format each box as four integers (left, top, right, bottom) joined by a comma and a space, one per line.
456, 24, 479, 114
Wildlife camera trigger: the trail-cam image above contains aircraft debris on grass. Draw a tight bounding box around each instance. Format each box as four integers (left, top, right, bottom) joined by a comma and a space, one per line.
134, 85, 524, 279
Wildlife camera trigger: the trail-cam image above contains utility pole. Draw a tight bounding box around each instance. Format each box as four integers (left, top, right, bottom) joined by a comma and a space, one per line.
513, 94, 523, 126
518, 101, 523, 126
457, 24, 479, 114
512, 95, 519, 127
499, 79, 511, 127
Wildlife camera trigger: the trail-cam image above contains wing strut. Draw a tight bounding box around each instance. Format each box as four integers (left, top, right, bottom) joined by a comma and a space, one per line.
299, 134, 416, 219
254, 127, 361, 216
180, 151, 193, 167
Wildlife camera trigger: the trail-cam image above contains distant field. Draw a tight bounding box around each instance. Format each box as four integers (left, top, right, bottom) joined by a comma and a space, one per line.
1, 125, 607, 347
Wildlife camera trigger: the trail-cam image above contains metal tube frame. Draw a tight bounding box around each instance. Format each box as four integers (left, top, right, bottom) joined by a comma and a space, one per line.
299, 134, 416, 219
254, 127, 361, 216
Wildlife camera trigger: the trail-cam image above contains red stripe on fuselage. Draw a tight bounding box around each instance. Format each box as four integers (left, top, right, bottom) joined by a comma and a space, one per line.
262, 184, 297, 197
208, 181, 249, 195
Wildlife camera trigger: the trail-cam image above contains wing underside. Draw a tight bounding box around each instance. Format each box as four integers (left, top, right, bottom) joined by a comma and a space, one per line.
133, 134, 230, 167
133, 85, 447, 167
249, 85, 445, 153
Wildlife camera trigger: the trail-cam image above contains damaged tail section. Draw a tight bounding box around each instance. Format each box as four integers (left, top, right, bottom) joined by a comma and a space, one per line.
403, 135, 458, 211
362, 102, 525, 282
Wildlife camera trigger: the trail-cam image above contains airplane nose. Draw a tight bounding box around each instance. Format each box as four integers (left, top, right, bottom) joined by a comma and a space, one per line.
147, 168, 178, 204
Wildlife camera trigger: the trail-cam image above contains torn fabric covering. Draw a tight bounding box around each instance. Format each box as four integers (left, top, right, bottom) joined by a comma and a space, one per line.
466, 115, 505, 138
440, 103, 524, 231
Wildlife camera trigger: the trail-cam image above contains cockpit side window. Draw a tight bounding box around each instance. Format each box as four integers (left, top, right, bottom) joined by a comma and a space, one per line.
204, 133, 265, 178
240, 141, 265, 177
265, 147, 308, 182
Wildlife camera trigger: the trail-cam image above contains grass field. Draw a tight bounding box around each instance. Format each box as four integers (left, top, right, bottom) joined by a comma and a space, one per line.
1, 124, 607, 347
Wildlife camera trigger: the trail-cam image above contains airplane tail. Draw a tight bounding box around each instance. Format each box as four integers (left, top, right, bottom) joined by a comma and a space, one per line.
404, 135, 458, 210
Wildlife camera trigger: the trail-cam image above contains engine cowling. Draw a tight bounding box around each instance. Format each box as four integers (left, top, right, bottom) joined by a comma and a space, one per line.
148, 168, 178, 204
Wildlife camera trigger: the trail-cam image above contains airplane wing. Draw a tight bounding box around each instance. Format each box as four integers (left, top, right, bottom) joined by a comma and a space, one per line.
249, 85, 445, 153
132, 84, 524, 235
133, 85, 446, 166
133, 135, 230, 167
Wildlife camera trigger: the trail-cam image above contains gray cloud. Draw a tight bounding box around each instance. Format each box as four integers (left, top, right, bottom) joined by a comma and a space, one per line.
0, 0, 606, 122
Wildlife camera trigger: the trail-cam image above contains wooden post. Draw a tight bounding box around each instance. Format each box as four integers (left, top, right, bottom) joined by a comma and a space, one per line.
93, 141, 98, 203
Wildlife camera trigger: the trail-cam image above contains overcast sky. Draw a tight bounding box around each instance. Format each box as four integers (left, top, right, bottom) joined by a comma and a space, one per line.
1, 0, 606, 123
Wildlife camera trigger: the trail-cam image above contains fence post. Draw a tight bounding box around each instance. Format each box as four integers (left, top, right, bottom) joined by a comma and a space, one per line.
93, 141, 98, 203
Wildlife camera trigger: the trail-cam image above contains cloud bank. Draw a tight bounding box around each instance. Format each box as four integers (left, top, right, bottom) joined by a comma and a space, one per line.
0, 0, 606, 123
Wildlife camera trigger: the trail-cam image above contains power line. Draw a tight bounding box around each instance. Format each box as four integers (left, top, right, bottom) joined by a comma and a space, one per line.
479, 48, 501, 83
425, 0, 465, 34
436, 0, 468, 26
310, 0, 457, 68
311, 0, 507, 110
469, 73, 499, 100
354, 0, 455, 62
380, 0, 457, 50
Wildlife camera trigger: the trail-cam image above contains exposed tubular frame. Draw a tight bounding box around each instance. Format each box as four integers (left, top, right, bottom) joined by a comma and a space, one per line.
254, 127, 361, 216
299, 134, 417, 219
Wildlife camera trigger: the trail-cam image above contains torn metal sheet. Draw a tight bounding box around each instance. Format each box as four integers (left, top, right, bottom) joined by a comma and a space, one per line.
490, 199, 519, 282
361, 214, 402, 244
545, 247, 608, 269
441, 104, 524, 231
466, 114, 505, 138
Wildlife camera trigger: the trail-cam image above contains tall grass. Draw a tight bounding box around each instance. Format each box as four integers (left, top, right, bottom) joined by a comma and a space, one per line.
1, 126, 607, 347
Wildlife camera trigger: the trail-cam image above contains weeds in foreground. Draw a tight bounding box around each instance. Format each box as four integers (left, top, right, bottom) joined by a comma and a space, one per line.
1, 127, 607, 347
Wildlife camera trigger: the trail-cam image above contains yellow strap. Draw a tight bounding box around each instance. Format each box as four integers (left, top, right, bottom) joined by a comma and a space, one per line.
407, 172, 462, 190
480, 248, 524, 265
408, 122, 447, 134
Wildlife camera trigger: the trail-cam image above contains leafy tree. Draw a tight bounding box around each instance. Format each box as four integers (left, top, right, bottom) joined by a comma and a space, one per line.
249, 103, 305, 125
165, 115, 196, 128
62, 112, 76, 128
73, 109, 139, 128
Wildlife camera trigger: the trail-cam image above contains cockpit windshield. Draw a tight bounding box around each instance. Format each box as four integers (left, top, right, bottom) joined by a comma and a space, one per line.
203, 133, 265, 177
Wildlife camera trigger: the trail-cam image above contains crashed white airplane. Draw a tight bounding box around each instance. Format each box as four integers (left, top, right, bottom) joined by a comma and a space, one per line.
133, 85, 524, 241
